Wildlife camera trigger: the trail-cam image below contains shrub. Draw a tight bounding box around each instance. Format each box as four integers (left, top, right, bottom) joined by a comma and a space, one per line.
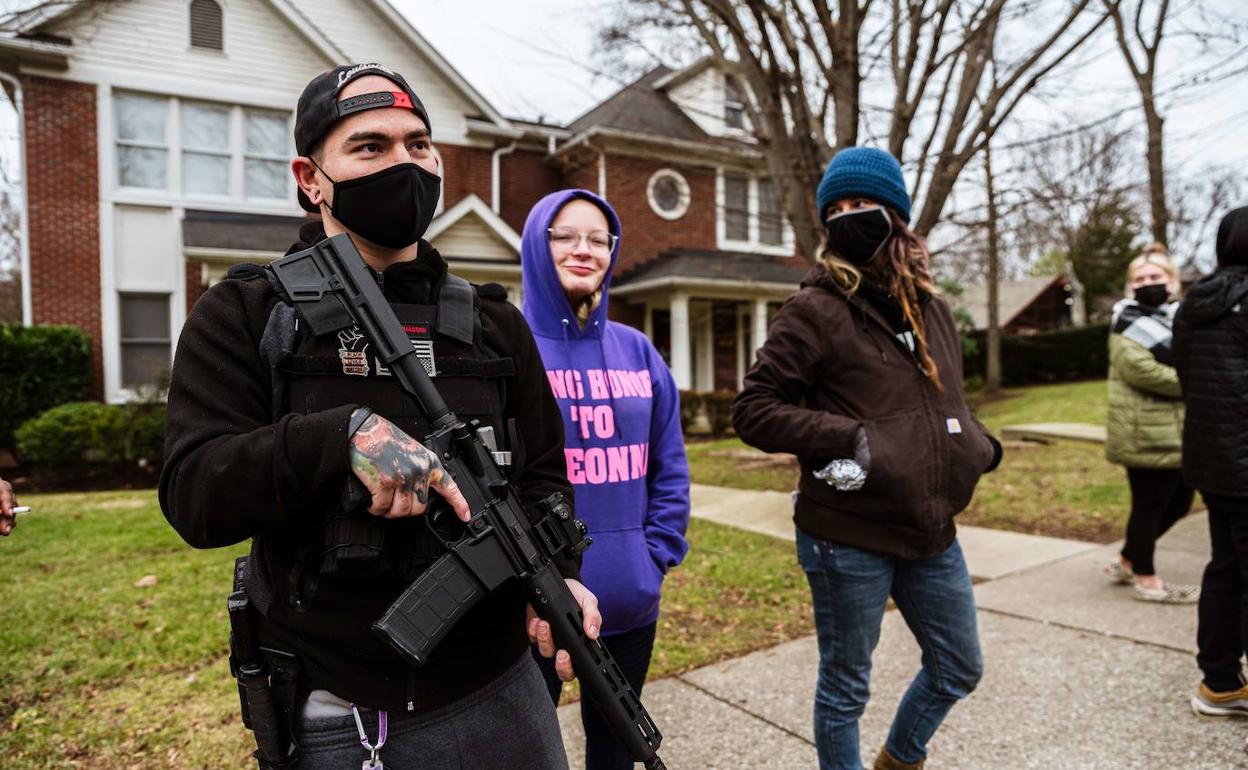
678, 390, 737, 437
15, 401, 165, 467
963, 323, 1110, 386
0, 324, 92, 446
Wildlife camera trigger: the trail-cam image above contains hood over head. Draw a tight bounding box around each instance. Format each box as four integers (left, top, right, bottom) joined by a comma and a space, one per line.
1217, 206, 1248, 269
520, 189, 621, 339
1180, 266, 1248, 325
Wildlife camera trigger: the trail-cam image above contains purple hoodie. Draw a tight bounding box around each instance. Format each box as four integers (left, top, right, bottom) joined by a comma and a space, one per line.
521, 189, 690, 636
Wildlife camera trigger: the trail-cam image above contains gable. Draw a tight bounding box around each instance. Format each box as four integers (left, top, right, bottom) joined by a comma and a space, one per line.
292, 0, 501, 145
37, 0, 333, 96
426, 194, 521, 262
429, 214, 518, 262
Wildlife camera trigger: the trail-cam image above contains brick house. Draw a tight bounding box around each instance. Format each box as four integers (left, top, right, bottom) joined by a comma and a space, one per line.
0, 0, 804, 403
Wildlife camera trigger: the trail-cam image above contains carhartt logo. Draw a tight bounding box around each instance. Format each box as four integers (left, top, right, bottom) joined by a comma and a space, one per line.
338, 63, 397, 87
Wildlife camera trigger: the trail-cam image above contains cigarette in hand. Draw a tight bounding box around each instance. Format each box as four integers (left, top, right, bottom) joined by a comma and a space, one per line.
10, 506, 30, 514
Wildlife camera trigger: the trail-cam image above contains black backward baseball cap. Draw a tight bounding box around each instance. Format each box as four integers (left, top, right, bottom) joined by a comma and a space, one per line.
294, 63, 431, 212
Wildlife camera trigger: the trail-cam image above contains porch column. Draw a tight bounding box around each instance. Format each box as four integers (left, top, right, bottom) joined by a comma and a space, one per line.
670, 292, 692, 390
752, 298, 769, 362
643, 302, 653, 339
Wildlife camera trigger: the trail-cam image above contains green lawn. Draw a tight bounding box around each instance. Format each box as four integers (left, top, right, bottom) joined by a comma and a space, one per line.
690, 379, 1137, 542
0, 491, 810, 769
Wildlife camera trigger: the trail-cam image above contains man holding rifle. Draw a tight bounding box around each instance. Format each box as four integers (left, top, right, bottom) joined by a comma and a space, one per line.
160, 63, 598, 769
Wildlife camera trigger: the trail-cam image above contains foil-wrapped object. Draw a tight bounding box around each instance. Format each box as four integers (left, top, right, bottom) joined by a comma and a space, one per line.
813, 459, 868, 491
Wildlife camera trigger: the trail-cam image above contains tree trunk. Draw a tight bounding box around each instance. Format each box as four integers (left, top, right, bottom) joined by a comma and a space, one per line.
1142, 97, 1168, 247
984, 145, 1003, 394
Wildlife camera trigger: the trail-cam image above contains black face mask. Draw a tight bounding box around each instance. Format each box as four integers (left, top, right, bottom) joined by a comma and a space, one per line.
824, 206, 893, 266
316, 161, 441, 250
1134, 282, 1170, 308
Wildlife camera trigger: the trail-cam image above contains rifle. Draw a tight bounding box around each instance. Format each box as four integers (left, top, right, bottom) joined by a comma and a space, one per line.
267, 234, 667, 770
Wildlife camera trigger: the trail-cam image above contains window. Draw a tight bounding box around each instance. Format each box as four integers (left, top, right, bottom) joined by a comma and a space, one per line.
244, 109, 289, 199
119, 293, 171, 389
724, 77, 746, 130
757, 178, 783, 246
723, 173, 750, 241
116, 93, 169, 190
647, 169, 691, 220
182, 102, 231, 195
190, 0, 224, 51
113, 92, 292, 203
720, 172, 789, 251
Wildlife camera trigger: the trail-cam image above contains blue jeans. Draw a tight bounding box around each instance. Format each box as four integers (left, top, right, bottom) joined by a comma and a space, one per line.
796, 528, 983, 770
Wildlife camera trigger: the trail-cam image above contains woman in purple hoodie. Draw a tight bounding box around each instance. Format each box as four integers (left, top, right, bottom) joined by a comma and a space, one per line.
521, 189, 691, 770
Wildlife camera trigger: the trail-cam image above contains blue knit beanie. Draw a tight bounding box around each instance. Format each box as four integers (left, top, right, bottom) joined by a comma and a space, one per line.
816, 147, 911, 223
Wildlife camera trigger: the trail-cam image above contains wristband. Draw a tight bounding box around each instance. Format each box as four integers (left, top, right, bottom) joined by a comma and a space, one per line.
348, 406, 375, 437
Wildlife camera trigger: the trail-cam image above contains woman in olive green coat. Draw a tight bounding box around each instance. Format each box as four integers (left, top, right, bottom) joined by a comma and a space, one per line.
1104, 245, 1198, 603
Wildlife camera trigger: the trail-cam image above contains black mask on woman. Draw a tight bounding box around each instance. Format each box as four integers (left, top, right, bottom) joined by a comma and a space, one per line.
1134, 283, 1170, 308
314, 161, 442, 250
824, 206, 893, 266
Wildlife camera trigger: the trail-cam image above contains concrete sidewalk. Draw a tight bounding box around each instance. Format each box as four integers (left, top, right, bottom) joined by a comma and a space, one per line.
558, 486, 1245, 769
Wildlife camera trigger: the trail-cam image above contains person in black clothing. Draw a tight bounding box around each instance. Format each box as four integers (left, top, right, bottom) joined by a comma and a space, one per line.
1173, 206, 1248, 720
159, 64, 600, 769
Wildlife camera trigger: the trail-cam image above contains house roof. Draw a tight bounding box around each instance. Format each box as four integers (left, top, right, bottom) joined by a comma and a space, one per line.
182, 209, 309, 254
568, 66, 708, 143
948, 275, 1068, 331
614, 248, 809, 290
6, 0, 510, 129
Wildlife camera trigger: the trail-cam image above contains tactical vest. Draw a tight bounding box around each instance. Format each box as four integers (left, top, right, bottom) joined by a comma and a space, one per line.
246, 266, 519, 608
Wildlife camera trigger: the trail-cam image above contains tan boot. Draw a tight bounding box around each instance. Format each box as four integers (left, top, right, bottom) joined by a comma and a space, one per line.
873, 747, 926, 770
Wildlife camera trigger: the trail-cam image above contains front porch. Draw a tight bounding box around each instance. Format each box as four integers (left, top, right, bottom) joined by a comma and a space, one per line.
612, 249, 807, 390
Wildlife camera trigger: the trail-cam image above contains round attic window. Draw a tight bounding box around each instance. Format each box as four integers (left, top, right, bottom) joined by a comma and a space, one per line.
647, 169, 691, 220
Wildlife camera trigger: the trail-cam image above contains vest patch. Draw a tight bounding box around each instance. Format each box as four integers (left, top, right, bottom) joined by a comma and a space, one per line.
337, 327, 370, 377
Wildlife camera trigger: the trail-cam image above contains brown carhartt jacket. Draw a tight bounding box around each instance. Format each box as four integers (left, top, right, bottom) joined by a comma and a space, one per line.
733, 264, 999, 560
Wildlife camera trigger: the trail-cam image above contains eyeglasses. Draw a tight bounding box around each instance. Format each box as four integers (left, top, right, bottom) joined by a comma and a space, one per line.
547, 227, 618, 255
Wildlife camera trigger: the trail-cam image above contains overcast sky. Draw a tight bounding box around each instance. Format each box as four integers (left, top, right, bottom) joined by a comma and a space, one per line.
1, 0, 1245, 257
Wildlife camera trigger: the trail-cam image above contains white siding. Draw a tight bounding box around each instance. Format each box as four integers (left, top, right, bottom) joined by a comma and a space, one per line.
430, 215, 517, 262
114, 205, 177, 291
44, 0, 333, 102
297, 0, 484, 145
668, 66, 752, 139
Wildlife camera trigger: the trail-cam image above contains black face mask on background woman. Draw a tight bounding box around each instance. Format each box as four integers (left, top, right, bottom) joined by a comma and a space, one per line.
1134, 283, 1170, 308
314, 160, 442, 250
824, 206, 893, 266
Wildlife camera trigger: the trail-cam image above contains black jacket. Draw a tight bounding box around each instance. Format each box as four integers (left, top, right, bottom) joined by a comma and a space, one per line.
1173, 265, 1248, 497
733, 265, 999, 560
159, 226, 573, 711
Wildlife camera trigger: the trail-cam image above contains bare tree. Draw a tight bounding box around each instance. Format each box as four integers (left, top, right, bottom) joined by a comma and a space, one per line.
1012, 125, 1146, 319
982, 142, 1003, 393
1103, 0, 1171, 247
601, 0, 1108, 257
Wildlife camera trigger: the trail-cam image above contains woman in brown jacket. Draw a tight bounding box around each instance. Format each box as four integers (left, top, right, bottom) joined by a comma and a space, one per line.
733, 147, 1001, 770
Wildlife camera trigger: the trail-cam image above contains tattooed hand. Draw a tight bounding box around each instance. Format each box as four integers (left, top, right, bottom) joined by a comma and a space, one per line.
348, 410, 471, 521
0, 477, 16, 537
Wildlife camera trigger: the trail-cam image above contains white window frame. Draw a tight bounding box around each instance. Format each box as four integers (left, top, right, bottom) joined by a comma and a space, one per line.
716, 169, 794, 256
723, 75, 746, 131
646, 168, 691, 220
117, 291, 173, 393
242, 106, 295, 203
111, 89, 295, 211
114, 93, 172, 193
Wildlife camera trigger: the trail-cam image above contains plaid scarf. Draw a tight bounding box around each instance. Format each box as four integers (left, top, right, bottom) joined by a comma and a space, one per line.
1111, 298, 1177, 366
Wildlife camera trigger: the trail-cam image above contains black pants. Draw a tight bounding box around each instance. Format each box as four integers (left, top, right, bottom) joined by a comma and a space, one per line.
1121, 467, 1195, 576
1197, 492, 1248, 692
532, 621, 658, 770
